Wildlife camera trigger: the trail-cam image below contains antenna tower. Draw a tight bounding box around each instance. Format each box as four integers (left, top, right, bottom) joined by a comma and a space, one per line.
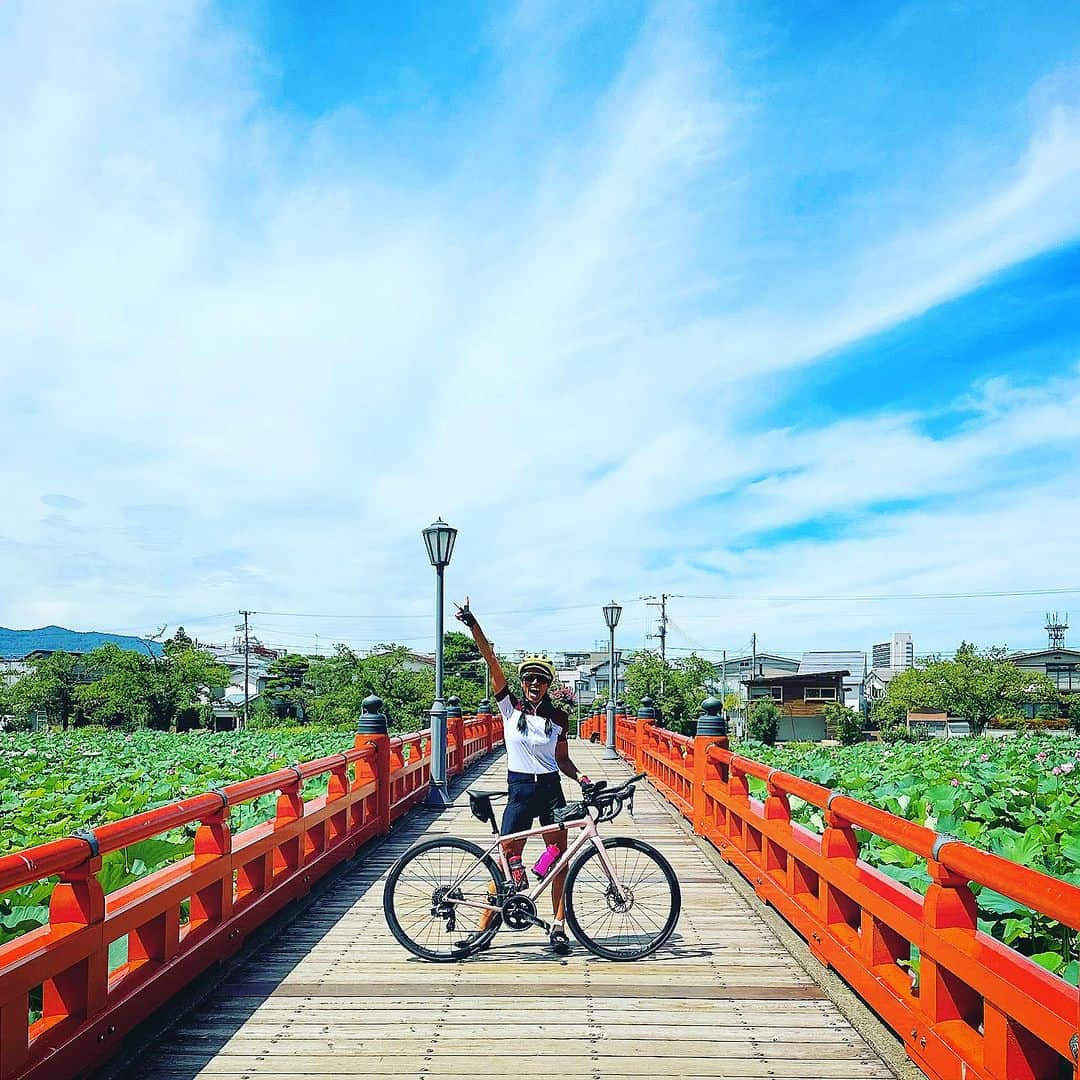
1045, 612, 1068, 650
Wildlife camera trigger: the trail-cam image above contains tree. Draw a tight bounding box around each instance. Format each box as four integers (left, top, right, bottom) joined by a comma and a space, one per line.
307, 645, 437, 732
1069, 698, 1080, 735
623, 651, 716, 734
265, 653, 311, 721
73, 642, 230, 731
443, 631, 484, 687
9, 651, 82, 729
746, 699, 780, 745
880, 642, 1058, 736
823, 702, 863, 745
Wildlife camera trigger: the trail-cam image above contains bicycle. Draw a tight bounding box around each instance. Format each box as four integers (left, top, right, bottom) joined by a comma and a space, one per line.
382, 773, 681, 962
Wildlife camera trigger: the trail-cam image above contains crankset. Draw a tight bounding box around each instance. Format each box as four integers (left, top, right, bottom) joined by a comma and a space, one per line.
500, 893, 550, 932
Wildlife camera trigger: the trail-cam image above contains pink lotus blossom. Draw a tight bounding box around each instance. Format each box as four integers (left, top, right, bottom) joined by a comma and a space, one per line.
1061, 762, 1074, 774
950, 778, 960, 787
1035, 752, 1048, 762
979, 754, 990, 762
1052, 766, 1062, 776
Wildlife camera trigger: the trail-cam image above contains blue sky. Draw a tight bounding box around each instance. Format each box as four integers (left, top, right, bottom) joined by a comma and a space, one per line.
1, 1, 1079, 662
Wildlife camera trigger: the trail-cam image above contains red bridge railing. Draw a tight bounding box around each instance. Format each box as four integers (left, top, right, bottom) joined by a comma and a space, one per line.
580, 705, 1080, 1080
0, 701, 502, 1080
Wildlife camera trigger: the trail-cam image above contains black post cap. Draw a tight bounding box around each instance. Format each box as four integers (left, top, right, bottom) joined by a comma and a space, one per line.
696, 696, 728, 737
357, 694, 388, 735
477, 698, 492, 715
446, 695, 463, 718
637, 695, 656, 720
615, 699, 626, 713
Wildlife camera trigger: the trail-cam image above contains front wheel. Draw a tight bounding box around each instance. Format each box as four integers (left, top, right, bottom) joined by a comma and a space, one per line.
564, 837, 681, 960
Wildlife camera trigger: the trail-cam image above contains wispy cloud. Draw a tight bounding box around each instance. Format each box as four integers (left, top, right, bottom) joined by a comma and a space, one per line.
1, 1, 1078, 656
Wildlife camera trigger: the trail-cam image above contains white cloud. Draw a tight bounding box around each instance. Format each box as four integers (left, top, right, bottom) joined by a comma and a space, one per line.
1, 1, 1078, 657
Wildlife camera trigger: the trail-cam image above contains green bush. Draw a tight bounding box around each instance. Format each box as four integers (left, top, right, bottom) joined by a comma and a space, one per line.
1070, 698, 1080, 735
824, 702, 863, 746
746, 699, 780, 746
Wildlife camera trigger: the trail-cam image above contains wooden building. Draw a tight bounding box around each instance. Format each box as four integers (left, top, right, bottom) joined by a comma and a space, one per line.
743, 669, 850, 741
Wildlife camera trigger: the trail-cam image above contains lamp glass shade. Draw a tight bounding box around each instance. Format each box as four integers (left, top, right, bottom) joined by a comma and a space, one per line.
422, 518, 458, 568
602, 601, 622, 630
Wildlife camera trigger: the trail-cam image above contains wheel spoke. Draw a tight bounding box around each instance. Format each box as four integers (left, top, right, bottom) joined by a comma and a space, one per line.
566, 840, 679, 959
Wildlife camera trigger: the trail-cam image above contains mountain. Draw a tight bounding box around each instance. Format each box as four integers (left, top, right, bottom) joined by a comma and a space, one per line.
0, 626, 164, 660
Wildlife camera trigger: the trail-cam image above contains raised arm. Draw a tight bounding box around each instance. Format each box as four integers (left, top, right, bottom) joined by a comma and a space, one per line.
454, 597, 507, 699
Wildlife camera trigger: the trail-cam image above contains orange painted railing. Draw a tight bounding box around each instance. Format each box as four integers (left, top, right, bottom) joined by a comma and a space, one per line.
580, 709, 1080, 1080
0, 705, 502, 1080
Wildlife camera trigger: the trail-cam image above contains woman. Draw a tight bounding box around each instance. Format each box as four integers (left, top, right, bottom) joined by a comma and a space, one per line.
455, 597, 589, 954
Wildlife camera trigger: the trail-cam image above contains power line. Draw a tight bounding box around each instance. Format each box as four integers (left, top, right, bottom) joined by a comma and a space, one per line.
253, 600, 644, 620
673, 586, 1080, 603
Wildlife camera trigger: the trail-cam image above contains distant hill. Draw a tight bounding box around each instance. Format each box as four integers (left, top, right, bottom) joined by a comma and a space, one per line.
0, 625, 164, 660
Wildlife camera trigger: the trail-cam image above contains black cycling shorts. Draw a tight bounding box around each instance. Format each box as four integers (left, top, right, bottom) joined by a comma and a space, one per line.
501, 771, 566, 835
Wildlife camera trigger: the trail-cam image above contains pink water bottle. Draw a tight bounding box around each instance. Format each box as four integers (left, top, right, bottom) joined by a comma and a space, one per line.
532, 844, 561, 878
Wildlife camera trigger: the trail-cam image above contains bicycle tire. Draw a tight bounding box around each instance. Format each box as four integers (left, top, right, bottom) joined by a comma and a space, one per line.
383, 836, 504, 962
564, 836, 681, 961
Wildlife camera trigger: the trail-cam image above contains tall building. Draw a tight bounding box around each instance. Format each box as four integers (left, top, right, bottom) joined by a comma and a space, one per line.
872, 633, 914, 671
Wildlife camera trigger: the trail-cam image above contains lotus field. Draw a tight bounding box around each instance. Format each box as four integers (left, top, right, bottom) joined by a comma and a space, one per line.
0, 728, 362, 949
741, 734, 1080, 985
1, 729, 1078, 986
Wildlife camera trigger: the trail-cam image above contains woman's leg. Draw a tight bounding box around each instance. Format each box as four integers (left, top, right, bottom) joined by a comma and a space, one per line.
542, 827, 568, 920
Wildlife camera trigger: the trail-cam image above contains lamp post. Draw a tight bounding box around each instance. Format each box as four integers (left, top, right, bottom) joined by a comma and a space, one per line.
423, 517, 458, 808
602, 601, 622, 760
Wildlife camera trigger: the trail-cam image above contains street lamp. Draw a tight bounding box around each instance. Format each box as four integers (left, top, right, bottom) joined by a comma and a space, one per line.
602, 601, 622, 760
423, 517, 458, 808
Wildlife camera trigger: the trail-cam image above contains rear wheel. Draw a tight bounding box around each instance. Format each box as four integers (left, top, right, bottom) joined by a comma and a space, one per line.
564, 837, 680, 960
383, 837, 503, 961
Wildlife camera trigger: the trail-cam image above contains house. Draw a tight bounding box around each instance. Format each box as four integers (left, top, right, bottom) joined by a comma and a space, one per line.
864, 667, 898, 707
713, 653, 799, 703
575, 655, 631, 705
742, 669, 850, 741
1006, 646, 1080, 717
1006, 647, 1080, 695
798, 651, 867, 712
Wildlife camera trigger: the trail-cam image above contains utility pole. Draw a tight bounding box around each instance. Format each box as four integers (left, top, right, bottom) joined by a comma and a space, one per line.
239, 610, 253, 731
751, 632, 757, 677
644, 594, 669, 663
721, 649, 727, 704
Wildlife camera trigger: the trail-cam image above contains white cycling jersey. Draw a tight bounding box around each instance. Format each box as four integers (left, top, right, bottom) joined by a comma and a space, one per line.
495, 688, 567, 774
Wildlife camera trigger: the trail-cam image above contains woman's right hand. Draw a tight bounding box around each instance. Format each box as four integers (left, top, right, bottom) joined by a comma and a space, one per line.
454, 596, 477, 628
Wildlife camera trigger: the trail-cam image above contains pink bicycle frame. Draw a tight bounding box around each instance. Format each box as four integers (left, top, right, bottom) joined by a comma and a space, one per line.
448, 810, 625, 915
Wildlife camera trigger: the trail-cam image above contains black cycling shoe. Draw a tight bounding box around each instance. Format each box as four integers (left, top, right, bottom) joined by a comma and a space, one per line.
548, 925, 571, 954
456, 933, 492, 952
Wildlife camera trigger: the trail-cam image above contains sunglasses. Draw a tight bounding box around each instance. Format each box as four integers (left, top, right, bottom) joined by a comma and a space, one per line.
522, 673, 551, 684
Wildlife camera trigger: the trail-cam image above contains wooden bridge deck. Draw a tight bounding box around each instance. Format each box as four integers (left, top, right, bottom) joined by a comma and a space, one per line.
121, 743, 899, 1080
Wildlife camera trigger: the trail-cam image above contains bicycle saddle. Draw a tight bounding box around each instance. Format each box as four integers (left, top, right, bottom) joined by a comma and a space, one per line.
466, 788, 507, 799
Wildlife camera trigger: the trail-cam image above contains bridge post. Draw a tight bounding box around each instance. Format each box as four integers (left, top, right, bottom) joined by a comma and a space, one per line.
357, 695, 391, 835
273, 768, 305, 877
446, 696, 464, 777
44, 847, 107, 1030
190, 800, 233, 936
693, 698, 726, 837
326, 754, 351, 846
477, 698, 493, 754
635, 696, 654, 772
614, 700, 627, 757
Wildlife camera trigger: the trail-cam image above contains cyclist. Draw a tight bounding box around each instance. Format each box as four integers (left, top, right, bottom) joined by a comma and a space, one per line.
454, 597, 588, 954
